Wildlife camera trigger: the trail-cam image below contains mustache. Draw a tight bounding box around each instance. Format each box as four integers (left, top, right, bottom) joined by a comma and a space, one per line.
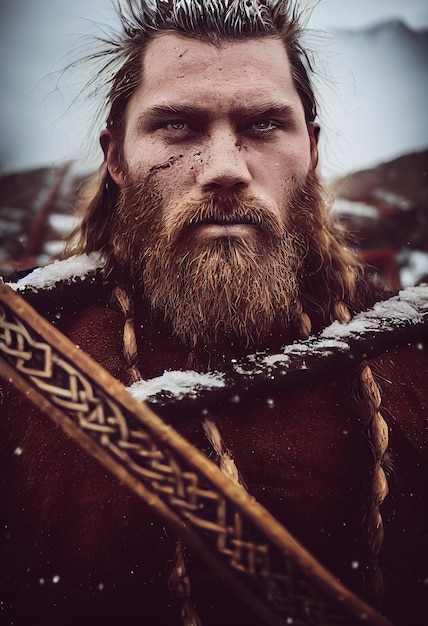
160, 190, 284, 244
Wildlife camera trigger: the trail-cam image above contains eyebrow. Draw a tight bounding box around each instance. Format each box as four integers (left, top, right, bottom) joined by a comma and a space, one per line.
232, 103, 297, 125
137, 104, 207, 129
136, 102, 297, 128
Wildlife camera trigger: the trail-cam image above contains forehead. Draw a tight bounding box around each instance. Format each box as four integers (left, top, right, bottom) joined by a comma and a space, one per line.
126, 32, 304, 119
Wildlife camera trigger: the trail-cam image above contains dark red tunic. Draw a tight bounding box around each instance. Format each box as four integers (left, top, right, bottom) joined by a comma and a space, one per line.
0, 276, 427, 626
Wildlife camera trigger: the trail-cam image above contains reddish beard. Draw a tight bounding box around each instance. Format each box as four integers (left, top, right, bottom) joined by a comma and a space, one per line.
111, 174, 322, 349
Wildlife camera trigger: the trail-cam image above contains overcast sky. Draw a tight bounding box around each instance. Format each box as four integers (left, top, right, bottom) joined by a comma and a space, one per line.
1, 0, 428, 177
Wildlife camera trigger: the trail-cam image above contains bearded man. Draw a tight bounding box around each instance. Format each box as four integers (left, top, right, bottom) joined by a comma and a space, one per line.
0, 2, 427, 626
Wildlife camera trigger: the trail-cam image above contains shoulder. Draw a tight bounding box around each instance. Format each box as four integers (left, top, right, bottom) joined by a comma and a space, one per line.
8, 252, 107, 315
370, 342, 428, 456
5, 253, 127, 380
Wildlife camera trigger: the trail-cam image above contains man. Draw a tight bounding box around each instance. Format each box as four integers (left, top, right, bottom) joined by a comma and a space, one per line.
0, 2, 427, 625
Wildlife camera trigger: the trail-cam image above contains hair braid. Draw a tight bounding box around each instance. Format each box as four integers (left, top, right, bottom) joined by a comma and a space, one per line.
358, 363, 389, 600
333, 301, 389, 603
169, 418, 245, 626
202, 418, 244, 488
168, 540, 202, 626
111, 285, 141, 385
294, 299, 312, 339
114, 290, 390, 615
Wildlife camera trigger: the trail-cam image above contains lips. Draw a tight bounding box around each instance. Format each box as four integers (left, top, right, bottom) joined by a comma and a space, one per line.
192, 221, 259, 239
173, 194, 283, 242
196, 215, 261, 226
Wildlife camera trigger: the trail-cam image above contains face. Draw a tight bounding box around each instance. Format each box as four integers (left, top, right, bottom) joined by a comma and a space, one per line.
104, 33, 321, 349
105, 33, 317, 237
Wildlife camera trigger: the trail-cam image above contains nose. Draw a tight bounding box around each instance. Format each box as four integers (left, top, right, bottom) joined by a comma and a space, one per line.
196, 128, 252, 190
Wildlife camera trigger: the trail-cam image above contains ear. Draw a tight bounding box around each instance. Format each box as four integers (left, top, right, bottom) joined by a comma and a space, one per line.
99, 129, 126, 187
307, 122, 320, 169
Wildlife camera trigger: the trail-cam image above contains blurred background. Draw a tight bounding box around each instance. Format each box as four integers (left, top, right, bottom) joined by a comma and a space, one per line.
1, 0, 427, 287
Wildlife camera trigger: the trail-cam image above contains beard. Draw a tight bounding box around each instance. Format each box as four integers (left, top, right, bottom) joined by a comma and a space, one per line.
111, 171, 324, 349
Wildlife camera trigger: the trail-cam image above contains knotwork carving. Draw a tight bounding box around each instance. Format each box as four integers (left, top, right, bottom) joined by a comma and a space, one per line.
0, 287, 392, 626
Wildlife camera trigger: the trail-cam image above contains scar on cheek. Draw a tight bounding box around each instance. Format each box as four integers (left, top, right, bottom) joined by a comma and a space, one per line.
149, 150, 207, 178
147, 154, 187, 179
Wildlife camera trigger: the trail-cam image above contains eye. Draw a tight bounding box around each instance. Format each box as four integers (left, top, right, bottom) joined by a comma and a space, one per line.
164, 121, 189, 132
240, 118, 282, 140
155, 120, 199, 143
251, 119, 279, 133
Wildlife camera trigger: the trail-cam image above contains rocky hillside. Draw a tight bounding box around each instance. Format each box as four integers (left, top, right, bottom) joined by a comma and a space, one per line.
0, 164, 86, 279
331, 150, 428, 288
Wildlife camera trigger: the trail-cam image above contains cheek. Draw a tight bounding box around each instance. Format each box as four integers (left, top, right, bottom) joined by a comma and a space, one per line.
145, 158, 199, 209
278, 137, 312, 179
124, 138, 201, 187
254, 137, 312, 192
123, 140, 159, 177
258, 155, 308, 200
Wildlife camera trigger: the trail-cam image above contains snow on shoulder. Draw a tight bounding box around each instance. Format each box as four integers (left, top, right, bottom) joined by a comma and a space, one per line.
123, 286, 427, 404
321, 284, 428, 341
127, 370, 225, 403
234, 284, 428, 377
8, 253, 105, 291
